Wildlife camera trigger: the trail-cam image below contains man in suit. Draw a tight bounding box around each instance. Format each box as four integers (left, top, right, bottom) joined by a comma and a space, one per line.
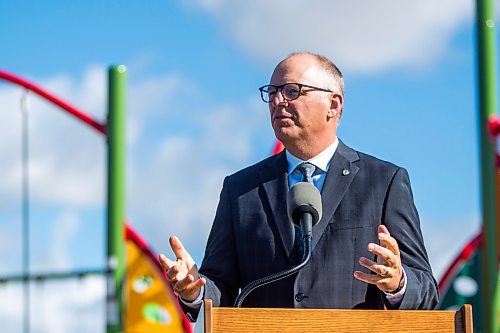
160, 52, 438, 321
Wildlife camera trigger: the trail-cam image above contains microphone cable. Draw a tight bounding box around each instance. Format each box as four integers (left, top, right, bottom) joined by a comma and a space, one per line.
234, 213, 313, 308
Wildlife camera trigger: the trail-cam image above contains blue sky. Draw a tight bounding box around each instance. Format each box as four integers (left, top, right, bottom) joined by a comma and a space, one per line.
0, 1, 498, 332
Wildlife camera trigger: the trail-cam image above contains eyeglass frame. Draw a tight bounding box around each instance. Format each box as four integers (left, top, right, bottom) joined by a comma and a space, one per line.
258, 82, 334, 103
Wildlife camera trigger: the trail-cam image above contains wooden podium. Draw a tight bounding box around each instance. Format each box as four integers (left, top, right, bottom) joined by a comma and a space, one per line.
194, 299, 473, 333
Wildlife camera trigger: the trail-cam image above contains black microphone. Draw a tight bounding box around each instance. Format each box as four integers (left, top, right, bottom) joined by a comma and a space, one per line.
234, 182, 323, 308
287, 181, 322, 247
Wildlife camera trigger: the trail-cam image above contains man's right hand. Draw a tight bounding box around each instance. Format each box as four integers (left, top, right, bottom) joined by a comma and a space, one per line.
159, 236, 206, 302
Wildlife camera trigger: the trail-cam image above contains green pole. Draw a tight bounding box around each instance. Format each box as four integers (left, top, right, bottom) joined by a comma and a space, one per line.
476, 1, 499, 332
106, 65, 127, 333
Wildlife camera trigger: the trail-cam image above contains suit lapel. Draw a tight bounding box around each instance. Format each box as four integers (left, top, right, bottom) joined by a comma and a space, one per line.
259, 151, 295, 265
259, 142, 360, 260
312, 141, 360, 250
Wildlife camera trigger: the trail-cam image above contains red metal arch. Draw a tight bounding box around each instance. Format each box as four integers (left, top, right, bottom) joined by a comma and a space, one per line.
0, 69, 106, 135
437, 231, 482, 295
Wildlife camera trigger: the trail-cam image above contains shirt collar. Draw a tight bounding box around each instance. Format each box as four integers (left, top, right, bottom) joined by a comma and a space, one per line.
286, 137, 339, 174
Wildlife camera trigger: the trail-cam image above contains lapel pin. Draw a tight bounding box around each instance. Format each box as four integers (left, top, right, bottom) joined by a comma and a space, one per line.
342, 169, 350, 176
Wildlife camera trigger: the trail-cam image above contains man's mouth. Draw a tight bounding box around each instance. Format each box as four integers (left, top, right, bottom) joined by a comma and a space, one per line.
273, 113, 293, 121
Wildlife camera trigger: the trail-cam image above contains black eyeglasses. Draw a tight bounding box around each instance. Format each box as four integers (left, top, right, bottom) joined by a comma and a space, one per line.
259, 83, 333, 103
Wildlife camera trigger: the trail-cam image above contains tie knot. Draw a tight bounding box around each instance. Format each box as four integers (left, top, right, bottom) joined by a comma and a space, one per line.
296, 162, 316, 183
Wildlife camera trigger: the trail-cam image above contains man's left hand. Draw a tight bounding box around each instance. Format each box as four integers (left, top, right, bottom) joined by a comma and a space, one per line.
354, 225, 404, 293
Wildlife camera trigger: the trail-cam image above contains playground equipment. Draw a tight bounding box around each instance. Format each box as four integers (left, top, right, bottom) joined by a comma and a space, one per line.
437, 114, 500, 333
0, 68, 191, 333
0, 1, 498, 332
436, 2, 500, 332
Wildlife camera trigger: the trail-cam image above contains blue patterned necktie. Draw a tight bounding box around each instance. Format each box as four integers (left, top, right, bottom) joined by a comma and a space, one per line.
293, 162, 316, 259
296, 162, 316, 184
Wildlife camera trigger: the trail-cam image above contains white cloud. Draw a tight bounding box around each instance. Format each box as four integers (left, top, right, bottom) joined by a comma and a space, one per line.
0, 277, 105, 333
183, 0, 473, 73
126, 97, 271, 260
0, 66, 192, 209
31, 211, 81, 272
0, 221, 20, 274
0, 68, 107, 208
127, 72, 183, 147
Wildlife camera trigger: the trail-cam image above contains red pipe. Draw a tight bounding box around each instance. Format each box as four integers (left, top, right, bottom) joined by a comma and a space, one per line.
488, 115, 500, 137
487, 116, 500, 167
437, 231, 483, 295
272, 141, 284, 155
125, 224, 193, 332
0, 69, 107, 135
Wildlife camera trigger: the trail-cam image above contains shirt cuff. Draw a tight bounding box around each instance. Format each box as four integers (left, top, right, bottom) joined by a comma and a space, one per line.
178, 285, 204, 309
384, 267, 407, 305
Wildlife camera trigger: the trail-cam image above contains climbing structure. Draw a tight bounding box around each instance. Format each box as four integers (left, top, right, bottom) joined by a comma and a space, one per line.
0, 68, 191, 333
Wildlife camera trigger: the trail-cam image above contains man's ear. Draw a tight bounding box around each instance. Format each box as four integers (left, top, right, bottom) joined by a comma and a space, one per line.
328, 93, 343, 119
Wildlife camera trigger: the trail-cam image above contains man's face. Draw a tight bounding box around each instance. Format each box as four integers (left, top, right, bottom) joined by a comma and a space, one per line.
268, 55, 342, 152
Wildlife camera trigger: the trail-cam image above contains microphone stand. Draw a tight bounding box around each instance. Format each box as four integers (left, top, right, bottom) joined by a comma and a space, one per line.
234, 213, 313, 308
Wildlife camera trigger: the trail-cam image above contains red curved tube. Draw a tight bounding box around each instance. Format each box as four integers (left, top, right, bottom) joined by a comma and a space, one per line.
125, 223, 193, 332
437, 231, 482, 295
0, 69, 106, 135
272, 141, 284, 155
488, 115, 500, 137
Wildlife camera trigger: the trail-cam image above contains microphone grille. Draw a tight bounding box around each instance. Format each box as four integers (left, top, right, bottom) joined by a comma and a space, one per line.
287, 182, 323, 227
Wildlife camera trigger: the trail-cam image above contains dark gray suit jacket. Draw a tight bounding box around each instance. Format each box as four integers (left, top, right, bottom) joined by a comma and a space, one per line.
183, 141, 438, 320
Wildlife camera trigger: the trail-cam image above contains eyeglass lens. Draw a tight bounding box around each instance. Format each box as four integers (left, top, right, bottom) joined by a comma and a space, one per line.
262, 83, 300, 102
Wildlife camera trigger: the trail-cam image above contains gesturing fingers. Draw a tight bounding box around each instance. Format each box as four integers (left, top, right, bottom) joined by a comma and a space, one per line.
158, 253, 176, 271
160, 236, 202, 300
170, 261, 187, 282
159, 254, 186, 283
172, 275, 206, 301
354, 257, 399, 293
355, 225, 404, 293
358, 257, 393, 278
174, 274, 205, 293
173, 274, 194, 292
183, 276, 206, 296
368, 243, 397, 267
378, 230, 400, 257
169, 236, 192, 262
378, 224, 390, 236
354, 270, 387, 285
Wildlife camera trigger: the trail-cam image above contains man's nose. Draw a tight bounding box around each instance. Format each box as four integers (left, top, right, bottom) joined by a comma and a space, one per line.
271, 90, 287, 106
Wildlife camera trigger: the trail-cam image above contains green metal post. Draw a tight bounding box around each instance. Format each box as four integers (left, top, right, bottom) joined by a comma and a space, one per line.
476, 1, 499, 332
106, 65, 127, 333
